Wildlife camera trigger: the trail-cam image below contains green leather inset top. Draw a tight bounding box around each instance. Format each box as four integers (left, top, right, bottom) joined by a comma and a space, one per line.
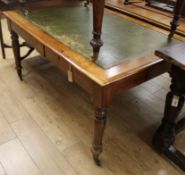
22, 6, 180, 69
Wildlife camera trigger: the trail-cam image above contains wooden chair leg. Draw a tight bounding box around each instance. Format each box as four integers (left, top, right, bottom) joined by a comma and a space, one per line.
0, 18, 6, 59
90, 0, 105, 59
168, 0, 185, 39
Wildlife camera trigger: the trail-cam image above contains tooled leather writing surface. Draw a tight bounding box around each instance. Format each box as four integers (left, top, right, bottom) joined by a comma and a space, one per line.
22, 6, 181, 69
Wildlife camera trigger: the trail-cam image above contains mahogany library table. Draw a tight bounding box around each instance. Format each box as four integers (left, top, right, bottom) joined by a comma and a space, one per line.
3, 4, 185, 165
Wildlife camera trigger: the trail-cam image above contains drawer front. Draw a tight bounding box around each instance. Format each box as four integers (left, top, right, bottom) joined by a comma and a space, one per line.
45, 46, 69, 74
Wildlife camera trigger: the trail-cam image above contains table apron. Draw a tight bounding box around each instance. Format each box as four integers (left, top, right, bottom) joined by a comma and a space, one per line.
7, 19, 170, 107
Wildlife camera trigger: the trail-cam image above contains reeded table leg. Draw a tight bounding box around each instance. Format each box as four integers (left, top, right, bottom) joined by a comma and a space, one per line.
153, 65, 185, 171
92, 107, 107, 166
10, 30, 23, 80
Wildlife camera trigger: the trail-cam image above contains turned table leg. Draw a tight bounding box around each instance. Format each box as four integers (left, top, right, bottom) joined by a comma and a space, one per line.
169, 0, 185, 39
10, 30, 23, 80
90, 0, 105, 59
91, 85, 112, 165
92, 107, 107, 165
153, 65, 185, 171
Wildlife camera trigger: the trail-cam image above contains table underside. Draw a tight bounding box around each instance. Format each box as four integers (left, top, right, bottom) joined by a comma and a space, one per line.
21, 5, 180, 69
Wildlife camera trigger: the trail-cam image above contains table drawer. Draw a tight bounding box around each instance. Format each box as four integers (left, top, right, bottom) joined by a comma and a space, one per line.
45, 46, 69, 74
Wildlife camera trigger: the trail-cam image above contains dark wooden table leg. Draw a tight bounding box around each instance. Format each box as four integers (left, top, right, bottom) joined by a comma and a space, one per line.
90, 0, 105, 59
91, 85, 112, 165
153, 65, 185, 171
124, 0, 129, 5
0, 18, 6, 59
92, 107, 107, 166
10, 30, 23, 80
169, 0, 185, 39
